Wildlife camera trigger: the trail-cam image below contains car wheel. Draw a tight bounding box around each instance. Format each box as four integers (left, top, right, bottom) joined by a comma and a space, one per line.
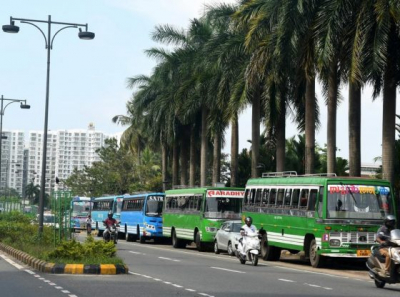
214, 240, 220, 254
227, 241, 235, 256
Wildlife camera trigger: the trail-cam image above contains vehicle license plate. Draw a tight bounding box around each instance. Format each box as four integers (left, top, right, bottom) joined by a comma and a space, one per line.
356, 250, 370, 257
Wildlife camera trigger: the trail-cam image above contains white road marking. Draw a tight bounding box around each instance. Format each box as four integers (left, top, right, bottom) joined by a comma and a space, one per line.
210, 266, 245, 274
279, 279, 295, 282
49, 283, 56, 286
158, 256, 180, 262
0, 255, 23, 269
154, 278, 162, 281
172, 284, 183, 288
323, 287, 333, 290
55, 286, 63, 289
186, 289, 196, 292
199, 293, 214, 297
142, 275, 152, 278
129, 251, 145, 255
61, 290, 70, 293
25, 270, 35, 275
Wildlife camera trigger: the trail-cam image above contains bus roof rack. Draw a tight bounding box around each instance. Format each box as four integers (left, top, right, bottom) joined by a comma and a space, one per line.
300, 173, 337, 177
261, 171, 298, 178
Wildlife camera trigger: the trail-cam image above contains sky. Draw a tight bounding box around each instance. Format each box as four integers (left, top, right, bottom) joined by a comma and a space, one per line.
1, 0, 399, 165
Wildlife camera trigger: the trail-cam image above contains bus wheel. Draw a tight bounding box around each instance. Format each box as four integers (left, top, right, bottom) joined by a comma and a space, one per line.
309, 239, 325, 268
195, 232, 206, 252
261, 234, 281, 261
172, 229, 185, 248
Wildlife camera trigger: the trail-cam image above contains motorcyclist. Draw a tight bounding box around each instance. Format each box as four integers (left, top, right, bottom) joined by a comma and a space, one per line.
103, 211, 117, 240
376, 214, 396, 277
239, 216, 258, 254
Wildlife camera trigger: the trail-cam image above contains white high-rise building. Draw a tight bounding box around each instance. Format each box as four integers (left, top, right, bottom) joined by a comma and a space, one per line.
0, 131, 25, 196
28, 123, 113, 194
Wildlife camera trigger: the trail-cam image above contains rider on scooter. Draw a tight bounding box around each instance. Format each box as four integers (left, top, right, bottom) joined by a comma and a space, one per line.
103, 211, 117, 240
376, 214, 396, 277
239, 217, 258, 254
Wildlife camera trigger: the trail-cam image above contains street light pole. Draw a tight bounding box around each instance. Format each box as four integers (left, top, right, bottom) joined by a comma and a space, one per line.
3, 15, 95, 236
0, 95, 30, 198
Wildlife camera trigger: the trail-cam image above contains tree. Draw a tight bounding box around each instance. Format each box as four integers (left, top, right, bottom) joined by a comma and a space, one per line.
25, 182, 40, 205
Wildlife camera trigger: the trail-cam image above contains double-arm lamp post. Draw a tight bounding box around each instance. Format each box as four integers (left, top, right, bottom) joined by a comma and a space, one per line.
3, 15, 95, 235
0, 95, 30, 195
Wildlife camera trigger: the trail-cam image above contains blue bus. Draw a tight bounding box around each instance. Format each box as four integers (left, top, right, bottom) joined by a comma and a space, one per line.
120, 193, 164, 243
70, 196, 92, 232
91, 195, 124, 236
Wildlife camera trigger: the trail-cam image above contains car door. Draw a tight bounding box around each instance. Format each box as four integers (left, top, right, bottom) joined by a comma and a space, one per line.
217, 222, 228, 250
220, 222, 232, 251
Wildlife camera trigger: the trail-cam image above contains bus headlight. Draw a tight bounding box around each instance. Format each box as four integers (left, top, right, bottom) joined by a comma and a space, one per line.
205, 227, 218, 233
330, 239, 341, 247
145, 224, 155, 230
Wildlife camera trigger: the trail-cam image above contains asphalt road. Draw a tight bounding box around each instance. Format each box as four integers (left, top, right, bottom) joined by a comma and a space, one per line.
2, 233, 400, 297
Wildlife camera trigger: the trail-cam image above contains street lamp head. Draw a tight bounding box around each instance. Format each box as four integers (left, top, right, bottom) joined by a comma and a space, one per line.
78, 28, 95, 40
20, 103, 30, 109
2, 21, 19, 34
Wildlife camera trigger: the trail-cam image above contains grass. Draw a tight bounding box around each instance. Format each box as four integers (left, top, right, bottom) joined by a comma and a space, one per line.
0, 212, 125, 265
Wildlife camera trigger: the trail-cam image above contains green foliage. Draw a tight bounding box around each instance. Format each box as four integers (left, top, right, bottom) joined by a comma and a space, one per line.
46, 236, 117, 262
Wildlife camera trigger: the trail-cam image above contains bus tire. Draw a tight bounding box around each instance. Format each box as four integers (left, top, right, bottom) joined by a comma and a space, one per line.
172, 229, 185, 248
309, 238, 325, 268
261, 234, 281, 261
195, 232, 206, 252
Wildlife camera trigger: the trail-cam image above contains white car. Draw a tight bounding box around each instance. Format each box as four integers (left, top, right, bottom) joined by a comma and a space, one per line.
214, 220, 242, 255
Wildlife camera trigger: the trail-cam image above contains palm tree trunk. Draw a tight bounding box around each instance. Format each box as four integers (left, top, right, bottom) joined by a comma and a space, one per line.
180, 127, 190, 186
305, 79, 316, 174
212, 131, 221, 185
276, 97, 286, 172
251, 89, 261, 178
200, 106, 209, 187
348, 82, 361, 176
230, 115, 239, 187
382, 69, 396, 185
327, 62, 338, 174
161, 137, 168, 191
172, 141, 179, 187
189, 128, 197, 187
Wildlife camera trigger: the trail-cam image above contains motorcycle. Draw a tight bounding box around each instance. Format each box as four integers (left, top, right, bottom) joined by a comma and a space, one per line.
366, 229, 400, 288
103, 223, 120, 244
235, 229, 261, 266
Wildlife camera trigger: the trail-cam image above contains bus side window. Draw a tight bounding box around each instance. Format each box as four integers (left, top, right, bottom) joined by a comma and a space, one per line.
276, 189, 285, 207
197, 195, 203, 211
269, 189, 276, 206
308, 189, 318, 211
244, 189, 251, 205
317, 187, 324, 217
284, 189, 292, 207
300, 189, 310, 208
255, 189, 262, 205
291, 189, 300, 208
261, 189, 269, 206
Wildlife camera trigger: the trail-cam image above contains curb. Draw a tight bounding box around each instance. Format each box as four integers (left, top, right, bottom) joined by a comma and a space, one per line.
0, 242, 128, 274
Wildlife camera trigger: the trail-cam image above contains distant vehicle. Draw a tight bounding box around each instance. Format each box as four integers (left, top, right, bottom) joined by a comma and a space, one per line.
36, 213, 59, 228
70, 196, 92, 232
91, 195, 123, 237
120, 193, 164, 243
214, 220, 242, 255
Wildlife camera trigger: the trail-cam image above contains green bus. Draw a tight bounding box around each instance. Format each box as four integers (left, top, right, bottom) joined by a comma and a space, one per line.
244, 172, 396, 268
163, 187, 244, 251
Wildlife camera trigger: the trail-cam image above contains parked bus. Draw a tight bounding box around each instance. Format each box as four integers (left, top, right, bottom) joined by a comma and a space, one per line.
244, 172, 396, 268
163, 187, 245, 251
70, 196, 92, 232
120, 192, 164, 243
91, 195, 124, 236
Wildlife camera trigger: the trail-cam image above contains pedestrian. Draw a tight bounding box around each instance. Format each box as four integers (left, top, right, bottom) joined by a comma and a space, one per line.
86, 214, 92, 235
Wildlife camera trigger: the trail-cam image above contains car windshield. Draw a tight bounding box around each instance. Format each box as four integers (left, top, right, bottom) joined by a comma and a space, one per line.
232, 223, 242, 232
327, 185, 393, 219
43, 215, 55, 223
204, 198, 241, 219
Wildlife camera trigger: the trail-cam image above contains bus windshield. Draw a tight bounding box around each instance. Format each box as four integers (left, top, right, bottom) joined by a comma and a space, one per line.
204, 198, 241, 219
327, 185, 392, 219
146, 201, 163, 217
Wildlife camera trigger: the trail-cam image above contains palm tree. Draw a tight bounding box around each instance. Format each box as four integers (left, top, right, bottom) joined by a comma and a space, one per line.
25, 182, 40, 205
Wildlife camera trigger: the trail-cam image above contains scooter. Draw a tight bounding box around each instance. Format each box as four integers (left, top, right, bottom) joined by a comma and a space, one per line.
366, 229, 400, 288
103, 223, 120, 244
235, 229, 261, 266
